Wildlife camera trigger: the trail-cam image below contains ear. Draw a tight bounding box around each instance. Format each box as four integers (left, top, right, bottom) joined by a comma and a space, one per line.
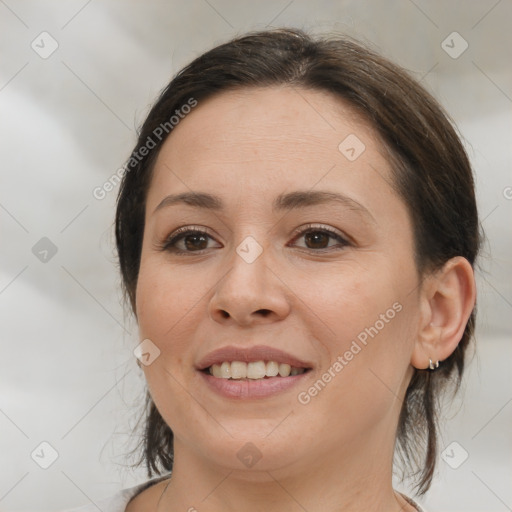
411, 256, 476, 370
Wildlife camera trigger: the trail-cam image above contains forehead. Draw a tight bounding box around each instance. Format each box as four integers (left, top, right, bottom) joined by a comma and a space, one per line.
147, 86, 402, 217
156, 86, 378, 164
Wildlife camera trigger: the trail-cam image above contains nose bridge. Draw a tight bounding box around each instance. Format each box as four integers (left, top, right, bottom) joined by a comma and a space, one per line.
208, 232, 289, 324
224, 233, 269, 298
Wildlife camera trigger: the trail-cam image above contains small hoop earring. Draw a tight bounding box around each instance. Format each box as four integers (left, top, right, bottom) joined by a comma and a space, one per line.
429, 359, 440, 370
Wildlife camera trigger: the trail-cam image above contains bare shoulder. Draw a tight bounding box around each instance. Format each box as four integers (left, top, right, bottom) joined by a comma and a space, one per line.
125, 478, 171, 512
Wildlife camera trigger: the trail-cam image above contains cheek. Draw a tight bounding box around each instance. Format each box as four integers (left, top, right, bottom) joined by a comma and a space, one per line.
136, 259, 199, 334
135, 259, 204, 378
299, 307, 415, 442
296, 261, 417, 403
295, 260, 398, 351
135, 260, 203, 429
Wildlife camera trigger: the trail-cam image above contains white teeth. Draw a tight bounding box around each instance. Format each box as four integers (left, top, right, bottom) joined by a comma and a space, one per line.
230, 361, 247, 379
266, 361, 279, 377
220, 361, 231, 378
211, 364, 222, 378
278, 363, 291, 377
207, 360, 307, 379
247, 361, 266, 379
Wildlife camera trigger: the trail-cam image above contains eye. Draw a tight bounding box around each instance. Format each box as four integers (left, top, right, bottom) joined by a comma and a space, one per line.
288, 224, 350, 252
160, 226, 221, 254
159, 223, 350, 255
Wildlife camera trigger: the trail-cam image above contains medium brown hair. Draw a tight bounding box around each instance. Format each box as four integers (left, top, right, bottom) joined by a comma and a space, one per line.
115, 27, 481, 495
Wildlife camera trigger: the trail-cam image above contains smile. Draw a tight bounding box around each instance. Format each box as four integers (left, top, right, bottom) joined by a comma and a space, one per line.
206, 360, 308, 379
196, 344, 313, 398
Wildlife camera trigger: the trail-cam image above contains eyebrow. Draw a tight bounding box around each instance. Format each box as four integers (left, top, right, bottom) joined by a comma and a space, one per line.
153, 190, 376, 223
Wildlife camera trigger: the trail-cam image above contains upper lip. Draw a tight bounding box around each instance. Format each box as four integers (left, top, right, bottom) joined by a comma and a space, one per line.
196, 345, 312, 371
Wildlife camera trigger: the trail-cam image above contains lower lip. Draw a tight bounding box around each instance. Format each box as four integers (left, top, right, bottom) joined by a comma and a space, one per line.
198, 370, 310, 399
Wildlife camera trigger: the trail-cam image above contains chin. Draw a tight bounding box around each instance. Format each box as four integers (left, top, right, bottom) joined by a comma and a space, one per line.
189, 426, 305, 474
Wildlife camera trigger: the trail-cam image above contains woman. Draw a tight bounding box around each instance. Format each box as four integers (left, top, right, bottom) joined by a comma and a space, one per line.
66, 27, 480, 512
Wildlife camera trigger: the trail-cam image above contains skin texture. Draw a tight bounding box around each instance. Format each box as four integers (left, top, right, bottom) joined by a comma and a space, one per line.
128, 86, 476, 512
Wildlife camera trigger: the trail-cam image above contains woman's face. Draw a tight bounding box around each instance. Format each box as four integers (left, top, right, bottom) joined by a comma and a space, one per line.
136, 86, 422, 474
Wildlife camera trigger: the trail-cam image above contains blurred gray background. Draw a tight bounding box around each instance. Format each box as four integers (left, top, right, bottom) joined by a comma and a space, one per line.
0, 1, 511, 511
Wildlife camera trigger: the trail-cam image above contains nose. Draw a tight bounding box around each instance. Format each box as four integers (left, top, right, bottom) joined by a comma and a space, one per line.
208, 243, 291, 326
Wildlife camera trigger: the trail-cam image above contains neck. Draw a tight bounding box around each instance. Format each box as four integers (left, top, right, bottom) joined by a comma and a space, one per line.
156, 433, 415, 512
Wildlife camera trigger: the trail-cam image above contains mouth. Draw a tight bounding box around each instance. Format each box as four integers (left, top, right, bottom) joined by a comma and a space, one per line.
201, 360, 310, 379
196, 345, 313, 399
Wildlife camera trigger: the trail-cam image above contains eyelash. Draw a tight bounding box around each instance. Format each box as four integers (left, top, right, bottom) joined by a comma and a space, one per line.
159, 224, 350, 255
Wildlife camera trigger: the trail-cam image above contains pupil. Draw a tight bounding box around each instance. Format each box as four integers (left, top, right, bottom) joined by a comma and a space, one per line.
306, 231, 328, 249
185, 234, 207, 250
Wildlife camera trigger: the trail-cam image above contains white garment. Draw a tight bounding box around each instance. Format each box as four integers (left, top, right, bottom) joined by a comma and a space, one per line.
58, 476, 169, 512
399, 491, 428, 512
60, 478, 427, 512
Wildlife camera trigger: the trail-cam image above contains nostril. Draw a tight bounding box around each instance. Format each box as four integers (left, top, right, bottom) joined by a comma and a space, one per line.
257, 309, 271, 317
